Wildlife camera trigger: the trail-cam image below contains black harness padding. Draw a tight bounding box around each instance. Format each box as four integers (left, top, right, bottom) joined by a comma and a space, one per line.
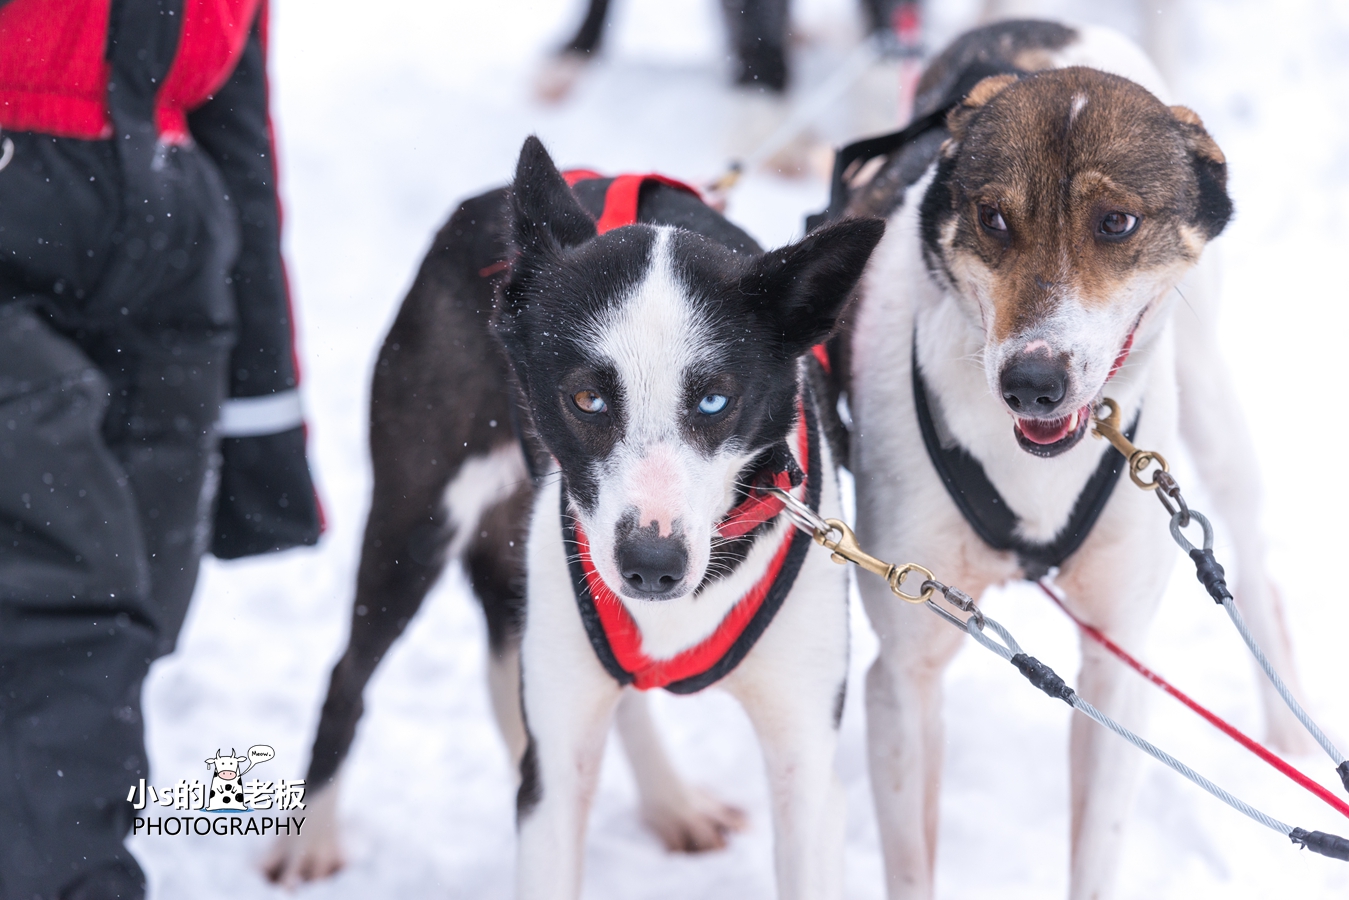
562, 395, 822, 695
912, 348, 1138, 579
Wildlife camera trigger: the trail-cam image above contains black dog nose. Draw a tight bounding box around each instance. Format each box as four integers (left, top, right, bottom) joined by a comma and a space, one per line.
617, 534, 688, 597
1001, 356, 1068, 414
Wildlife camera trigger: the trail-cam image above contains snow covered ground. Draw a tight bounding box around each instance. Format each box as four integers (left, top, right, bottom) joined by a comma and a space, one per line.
131, 0, 1349, 896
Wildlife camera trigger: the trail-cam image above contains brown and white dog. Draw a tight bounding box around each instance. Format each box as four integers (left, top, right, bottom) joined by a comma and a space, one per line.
834, 20, 1310, 899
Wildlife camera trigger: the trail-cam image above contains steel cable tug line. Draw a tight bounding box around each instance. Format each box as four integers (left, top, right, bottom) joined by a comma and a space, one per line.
1036, 576, 1349, 821
766, 486, 1349, 862
564, 398, 821, 695
1089, 397, 1349, 790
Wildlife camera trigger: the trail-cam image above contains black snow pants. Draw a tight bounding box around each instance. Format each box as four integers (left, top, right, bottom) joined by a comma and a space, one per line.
0, 121, 236, 900
0, 1, 322, 894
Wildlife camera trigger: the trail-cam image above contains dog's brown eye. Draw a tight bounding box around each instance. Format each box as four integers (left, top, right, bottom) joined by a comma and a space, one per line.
978, 203, 1007, 233
572, 390, 607, 414
1099, 212, 1139, 237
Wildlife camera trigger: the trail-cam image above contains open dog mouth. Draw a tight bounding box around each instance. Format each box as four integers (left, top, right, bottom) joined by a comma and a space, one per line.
1013, 404, 1092, 458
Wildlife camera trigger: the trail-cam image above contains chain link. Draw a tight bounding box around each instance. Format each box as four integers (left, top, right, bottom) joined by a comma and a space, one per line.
1092, 397, 1193, 525
771, 488, 969, 612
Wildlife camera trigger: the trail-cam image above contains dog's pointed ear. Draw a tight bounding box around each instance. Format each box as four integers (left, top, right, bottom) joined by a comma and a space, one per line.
510, 136, 597, 255
742, 217, 885, 356
1170, 105, 1232, 239
945, 73, 1019, 146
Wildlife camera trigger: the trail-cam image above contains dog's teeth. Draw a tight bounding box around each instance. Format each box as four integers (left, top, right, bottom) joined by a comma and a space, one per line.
1068, 410, 1079, 431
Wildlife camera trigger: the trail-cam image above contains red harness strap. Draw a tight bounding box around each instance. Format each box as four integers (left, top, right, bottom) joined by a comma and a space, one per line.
570, 406, 813, 692
1107, 330, 1135, 382
562, 169, 702, 233
716, 466, 797, 539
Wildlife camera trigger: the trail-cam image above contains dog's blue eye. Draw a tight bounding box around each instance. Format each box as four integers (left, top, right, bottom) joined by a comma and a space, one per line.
698, 394, 728, 415
573, 390, 607, 414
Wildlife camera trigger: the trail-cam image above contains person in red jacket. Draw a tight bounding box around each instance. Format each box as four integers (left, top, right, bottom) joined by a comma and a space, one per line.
0, 1, 321, 896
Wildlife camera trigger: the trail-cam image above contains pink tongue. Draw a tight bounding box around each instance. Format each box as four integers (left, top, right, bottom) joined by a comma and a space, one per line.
1017, 405, 1087, 445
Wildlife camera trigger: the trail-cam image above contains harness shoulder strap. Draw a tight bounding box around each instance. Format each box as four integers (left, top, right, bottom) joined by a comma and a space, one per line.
806, 59, 1026, 231
562, 169, 702, 234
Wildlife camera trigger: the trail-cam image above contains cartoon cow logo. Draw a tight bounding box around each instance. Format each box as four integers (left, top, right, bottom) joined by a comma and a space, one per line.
204, 745, 275, 811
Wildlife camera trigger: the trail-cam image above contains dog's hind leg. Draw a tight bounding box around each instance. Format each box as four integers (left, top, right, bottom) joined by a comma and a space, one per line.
1173, 259, 1314, 754
260, 773, 344, 886
614, 691, 748, 852
266, 190, 526, 885
464, 483, 533, 767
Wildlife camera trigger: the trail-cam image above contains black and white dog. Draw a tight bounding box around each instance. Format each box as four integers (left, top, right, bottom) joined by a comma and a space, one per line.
265, 137, 884, 896
830, 20, 1310, 899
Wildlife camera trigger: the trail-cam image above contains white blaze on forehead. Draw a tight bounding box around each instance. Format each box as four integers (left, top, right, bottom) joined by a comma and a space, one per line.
1069, 92, 1088, 125
587, 228, 715, 444
574, 225, 747, 604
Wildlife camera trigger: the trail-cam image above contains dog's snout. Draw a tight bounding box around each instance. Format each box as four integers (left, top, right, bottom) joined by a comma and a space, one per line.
1000, 355, 1068, 414
616, 531, 688, 598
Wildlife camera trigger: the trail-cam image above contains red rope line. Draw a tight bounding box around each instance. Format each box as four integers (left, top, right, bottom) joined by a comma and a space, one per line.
1036, 578, 1349, 821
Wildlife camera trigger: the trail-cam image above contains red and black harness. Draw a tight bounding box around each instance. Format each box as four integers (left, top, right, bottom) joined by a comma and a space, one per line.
551, 171, 824, 693
564, 400, 820, 694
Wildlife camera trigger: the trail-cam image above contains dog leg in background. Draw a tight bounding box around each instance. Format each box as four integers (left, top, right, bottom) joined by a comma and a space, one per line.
535, 0, 610, 103
615, 690, 748, 852
862, 594, 969, 899
722, 0, 789, 92
1173, 258, 1315, 755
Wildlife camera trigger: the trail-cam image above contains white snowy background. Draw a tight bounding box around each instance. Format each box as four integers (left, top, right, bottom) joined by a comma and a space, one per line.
131, 0, 1349, 896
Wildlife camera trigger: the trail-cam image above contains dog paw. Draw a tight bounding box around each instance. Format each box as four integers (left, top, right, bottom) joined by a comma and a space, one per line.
534, 52, 589, 104
261, 830, 345, 888
261, 827, 346, 888
259, 784, 345, 887
640, 786, 748, 853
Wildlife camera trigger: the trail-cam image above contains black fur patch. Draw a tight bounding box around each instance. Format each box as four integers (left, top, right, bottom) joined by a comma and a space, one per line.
1189, 152, 1233, 239
516, 737, 542, 820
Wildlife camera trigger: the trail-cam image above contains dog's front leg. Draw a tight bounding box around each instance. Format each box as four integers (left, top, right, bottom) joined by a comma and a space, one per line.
515, 587, 623, 899
736, 679, 846, 900
1057, 537, 1171, 900
727, 575, 850, 900
862, 594, 967, 900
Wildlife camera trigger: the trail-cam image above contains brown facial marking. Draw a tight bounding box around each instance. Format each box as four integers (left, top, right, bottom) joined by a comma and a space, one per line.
932, 67, 1230, 343
1170, 104, 1227, 165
